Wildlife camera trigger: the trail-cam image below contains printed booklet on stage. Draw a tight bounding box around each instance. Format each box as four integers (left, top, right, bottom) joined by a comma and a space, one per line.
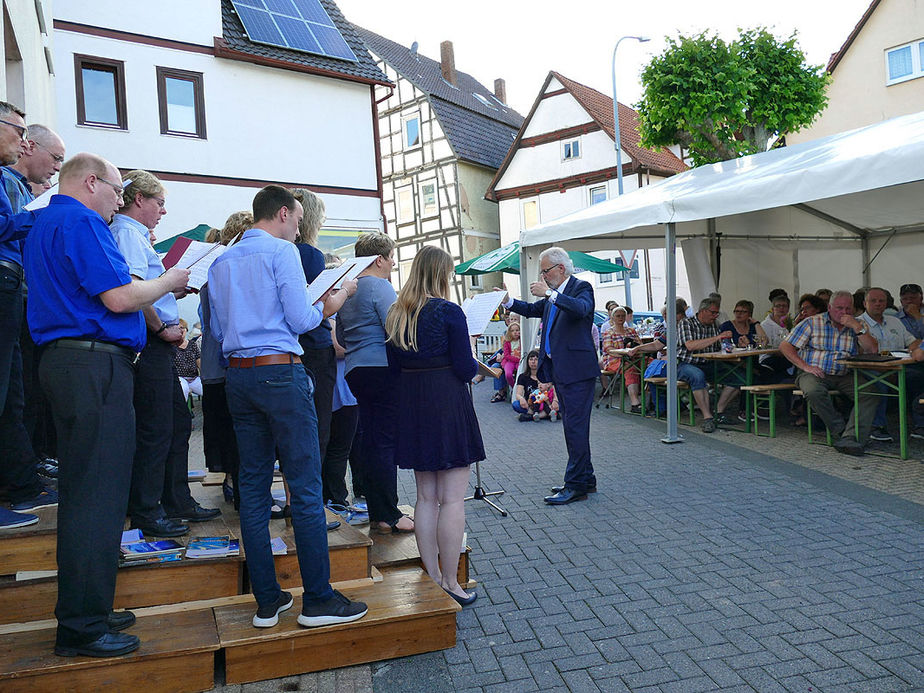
119, 539, 184, 560
185, 536, 232, 559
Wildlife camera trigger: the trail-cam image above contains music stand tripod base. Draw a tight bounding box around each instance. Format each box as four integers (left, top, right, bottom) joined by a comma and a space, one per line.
464, 459, 507, 517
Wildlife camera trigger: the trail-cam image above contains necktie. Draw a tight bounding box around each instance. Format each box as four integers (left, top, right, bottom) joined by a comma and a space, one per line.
544, 303, 558, 358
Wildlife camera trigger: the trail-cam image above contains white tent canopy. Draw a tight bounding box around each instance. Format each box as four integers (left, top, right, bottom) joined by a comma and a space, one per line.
517, 111, 924, 441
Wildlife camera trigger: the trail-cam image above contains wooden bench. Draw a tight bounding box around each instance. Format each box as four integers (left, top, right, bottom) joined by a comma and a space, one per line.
793, 389, 847, 445
644, 377, 695, 426
739, 383, 797, 437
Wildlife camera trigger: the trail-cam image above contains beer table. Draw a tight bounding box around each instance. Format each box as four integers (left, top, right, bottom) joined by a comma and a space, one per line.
843, 355, 916, 460
698, 348, 780, 431
606, 348, 648, 415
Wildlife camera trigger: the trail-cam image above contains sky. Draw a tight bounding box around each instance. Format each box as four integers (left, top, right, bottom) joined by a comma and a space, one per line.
335, 0, 873, 115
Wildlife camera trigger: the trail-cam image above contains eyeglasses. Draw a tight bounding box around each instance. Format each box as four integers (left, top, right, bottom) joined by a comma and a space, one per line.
0, 118, 28, 142
706, 309, 720, 315
31, 140, 64, 163
539, 264, 561, 276
96, 176, 124, 196
900, 284, 922, 295
148, 196, 166, 209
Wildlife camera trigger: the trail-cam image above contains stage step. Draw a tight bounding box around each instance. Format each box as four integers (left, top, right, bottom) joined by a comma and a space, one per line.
0, 608, 219, 693
369, 517, 473, 589
0, 511, 372, 626
216, 565, 459, 685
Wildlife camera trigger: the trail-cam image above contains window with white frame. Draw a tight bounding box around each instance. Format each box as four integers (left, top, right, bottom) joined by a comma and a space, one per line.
589, 185, 607, 205
396, 186, 414, 223
420, 181, 437, 216
402, 113, 421, 148
470, 274, 482, 289
522, 199, 539, 229
886, 39, 924, 85
597, 272, 614, 285
562, 138, 581, 160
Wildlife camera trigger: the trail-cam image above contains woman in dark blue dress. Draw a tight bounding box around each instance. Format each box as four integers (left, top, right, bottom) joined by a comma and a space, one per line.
385, 246, 484, 606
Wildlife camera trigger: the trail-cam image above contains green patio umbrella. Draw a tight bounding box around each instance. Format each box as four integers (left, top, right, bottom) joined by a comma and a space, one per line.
455, 241, 628, 275
153, 223, 212, 253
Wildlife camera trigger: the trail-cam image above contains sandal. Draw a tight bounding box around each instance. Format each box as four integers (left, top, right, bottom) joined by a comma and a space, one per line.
490, 391, 506, 403
373, 514, 414, 535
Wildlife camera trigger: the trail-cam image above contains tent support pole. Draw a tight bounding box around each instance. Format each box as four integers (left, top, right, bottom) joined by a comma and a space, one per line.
662, 222, 682, 444
861, 235, 871, 287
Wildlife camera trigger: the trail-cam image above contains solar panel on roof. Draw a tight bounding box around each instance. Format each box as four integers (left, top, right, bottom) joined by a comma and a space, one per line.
230, 0, 357, 62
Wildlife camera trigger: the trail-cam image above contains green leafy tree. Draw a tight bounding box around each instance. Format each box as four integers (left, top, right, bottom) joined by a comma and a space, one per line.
637, 28, 829, 166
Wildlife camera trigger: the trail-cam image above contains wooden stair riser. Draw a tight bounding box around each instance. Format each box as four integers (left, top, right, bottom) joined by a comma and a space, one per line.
0, 533, 56, 573
273, 545, 370, 588
0, 651, 214, 693
224, 613, 456, 685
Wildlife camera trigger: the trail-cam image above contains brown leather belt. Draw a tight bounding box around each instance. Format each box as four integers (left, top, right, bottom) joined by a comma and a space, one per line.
228, 353, 301, 368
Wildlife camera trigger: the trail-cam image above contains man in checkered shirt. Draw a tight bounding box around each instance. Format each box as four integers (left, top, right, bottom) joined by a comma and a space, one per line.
676, 297, 738, 433
780, 290, 879, 456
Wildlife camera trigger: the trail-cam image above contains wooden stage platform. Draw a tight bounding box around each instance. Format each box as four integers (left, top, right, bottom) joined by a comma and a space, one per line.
0, 482, 468, 691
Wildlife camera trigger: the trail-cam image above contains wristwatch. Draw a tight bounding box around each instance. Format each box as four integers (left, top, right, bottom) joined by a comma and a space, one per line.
545, 289, 552, 298
155, 322, 168, 335
856, 325, 868, 335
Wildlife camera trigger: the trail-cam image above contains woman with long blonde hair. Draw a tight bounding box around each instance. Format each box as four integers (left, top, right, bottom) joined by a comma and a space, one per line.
384, 246, 484, 606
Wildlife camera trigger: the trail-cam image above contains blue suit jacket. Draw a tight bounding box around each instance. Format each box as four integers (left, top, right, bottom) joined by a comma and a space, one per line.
510, 275, 599, 385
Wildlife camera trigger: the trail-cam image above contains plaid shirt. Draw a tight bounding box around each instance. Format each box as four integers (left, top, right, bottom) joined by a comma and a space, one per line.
677, 316, 720, 365
785, 312, 859, 376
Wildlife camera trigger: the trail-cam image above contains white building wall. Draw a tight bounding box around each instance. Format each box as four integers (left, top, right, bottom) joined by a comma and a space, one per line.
57, 0, 223, 47
2, 0, 55, 123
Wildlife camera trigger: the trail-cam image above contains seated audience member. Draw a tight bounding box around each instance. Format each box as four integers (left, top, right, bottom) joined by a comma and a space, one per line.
720, 300, 768, 348
601, 306, 643, 413
779, 290, 879, 455
601, 300, 619, 331
486, 312, 518, 402
531, 382, 559, 421
758, 294, 794, 383
632, 298, 687, 360
500, 321, 521, 389
624, 306, 634, 327
796, 293, 827, 324
852, 289, 867, 317
173, 319, 202, 401
761, 295, 793, 346
707, 292, 730, 325
897, 283, 924, 340
513, 350, 541, 421
860, 287, 924, 442
815, 288, 832, 307
676, 297, 737, 432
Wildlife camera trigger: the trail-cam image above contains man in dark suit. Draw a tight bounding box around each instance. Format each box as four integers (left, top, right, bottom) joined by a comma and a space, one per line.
499, 247, 598, 504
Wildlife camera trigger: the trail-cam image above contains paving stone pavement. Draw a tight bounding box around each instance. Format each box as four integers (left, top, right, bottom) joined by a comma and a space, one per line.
206, 380, 924, 691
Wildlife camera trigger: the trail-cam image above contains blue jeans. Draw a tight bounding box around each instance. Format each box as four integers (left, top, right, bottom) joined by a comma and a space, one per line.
676, 362, 708, 391
226, 363, 334, 607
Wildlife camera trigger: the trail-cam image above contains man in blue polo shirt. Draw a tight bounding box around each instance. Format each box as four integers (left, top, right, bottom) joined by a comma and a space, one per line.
208, 185, 368, 629
0, 103, 48, 529
24, 152, 190, 657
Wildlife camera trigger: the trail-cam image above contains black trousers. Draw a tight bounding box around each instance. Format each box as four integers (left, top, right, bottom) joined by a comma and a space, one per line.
299, 343, 336, 462
346, 367, 401, 525
128, 337, 193, 523
348, 421, 366, 498
40, 345, 135, 647
20, 298, 56, 459
202, 380, 240, 507
0, 267, 41, 501
323, 404, 358, 506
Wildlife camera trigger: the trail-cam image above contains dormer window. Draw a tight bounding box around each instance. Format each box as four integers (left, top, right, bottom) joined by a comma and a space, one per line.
562, 138, 581, 161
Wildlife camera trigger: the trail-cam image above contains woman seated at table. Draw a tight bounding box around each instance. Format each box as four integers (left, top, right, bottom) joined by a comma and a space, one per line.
719, 300, 768, 348
601, 306, 643, 413
795, 293, 826, 324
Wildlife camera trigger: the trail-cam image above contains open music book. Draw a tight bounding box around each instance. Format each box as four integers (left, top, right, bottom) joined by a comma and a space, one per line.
461, 292, 506, 337
161, 237, 227, 290
306, 255, 377, 304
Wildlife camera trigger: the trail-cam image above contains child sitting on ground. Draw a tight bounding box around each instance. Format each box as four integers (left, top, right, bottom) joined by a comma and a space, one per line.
529, 382, 559, 422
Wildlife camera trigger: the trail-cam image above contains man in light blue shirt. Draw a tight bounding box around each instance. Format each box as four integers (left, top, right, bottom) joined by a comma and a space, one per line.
208, 185, 367, 629
111, 170, 219, 539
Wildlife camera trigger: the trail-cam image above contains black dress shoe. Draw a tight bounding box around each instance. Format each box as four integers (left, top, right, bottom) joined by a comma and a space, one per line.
544, 488, 588, 505
167, 503, 221, 522
131, 517, 189, 537
107, 610, 136, 631
551, 485, 596, 494
55, 631, 141, 658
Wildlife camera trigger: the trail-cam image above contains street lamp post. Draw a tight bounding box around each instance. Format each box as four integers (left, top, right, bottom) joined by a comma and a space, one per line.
611, 35, 649, 309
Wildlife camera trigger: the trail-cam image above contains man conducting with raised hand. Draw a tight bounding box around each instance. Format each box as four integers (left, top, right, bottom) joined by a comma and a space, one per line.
208, 185, 368, 630
25, 153, 190, 657
497, 247, 598, 505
